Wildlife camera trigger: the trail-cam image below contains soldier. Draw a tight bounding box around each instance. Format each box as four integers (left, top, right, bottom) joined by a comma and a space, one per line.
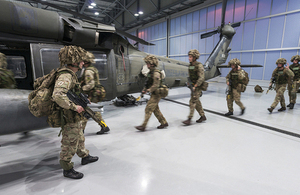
53, 46, 98, 179
182, 49, 207, 125
0, 52, 16, 89
81, 51, 109, 135
267, 58, 294, 113
225, 58, 246, 116
135, 55, 168, 131
287, 55, 300, 109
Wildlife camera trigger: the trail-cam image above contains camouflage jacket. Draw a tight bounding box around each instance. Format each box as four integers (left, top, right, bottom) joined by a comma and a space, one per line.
188, 61, 205, 87
271, 67, 294, 85
289, 63, 300, 80
52, 67, 80, 115
0, 68, 16, 89
144, 69, 161, 93
81, 65, 100, 92
226, 69, 245, 89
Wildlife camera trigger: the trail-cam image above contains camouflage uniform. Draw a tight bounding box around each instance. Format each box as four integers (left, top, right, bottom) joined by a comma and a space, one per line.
225, 58, 246, 116
287, 55, 300, 107
268, 58, 294, 112
187, 61, 205, 118
135, 55, 168, 131
0, 52, 16, 89
81, 52, 107, 134
53, 67, 89, 170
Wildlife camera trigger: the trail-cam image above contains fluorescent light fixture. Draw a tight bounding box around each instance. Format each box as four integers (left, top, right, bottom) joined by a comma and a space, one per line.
138, 11, 143, 15
95, 12, 99, 15
88, 5, 93, 9
134, 13, 139, 16
91, 3, 96, 6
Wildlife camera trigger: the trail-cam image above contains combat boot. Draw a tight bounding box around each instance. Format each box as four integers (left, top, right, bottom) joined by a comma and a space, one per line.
289, 103, 294, 109
96, 126, 110, 135
135, 125, 146, 131
63, 168, 84, 179
182, 118, 191, 125
287, 103, 291, 107
196, 116, 206, 123
240, 108, 246, 115
267, 107, 274, 113
157, 123, 169, 129
225, 111, 233, 116
81, 154, 99, 165
278, 107, 286, 112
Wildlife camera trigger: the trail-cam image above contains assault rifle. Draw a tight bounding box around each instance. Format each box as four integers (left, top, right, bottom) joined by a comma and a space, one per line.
266, 77, 276, 94
186, 77, 195, 95
67, 90, 110, 134
225, 79, 232, 99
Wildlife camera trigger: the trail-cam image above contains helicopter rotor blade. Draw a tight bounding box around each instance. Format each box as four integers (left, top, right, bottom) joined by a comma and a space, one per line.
221, 0, 227, 28
200, 30, 219, 39
231, 22, 241, 28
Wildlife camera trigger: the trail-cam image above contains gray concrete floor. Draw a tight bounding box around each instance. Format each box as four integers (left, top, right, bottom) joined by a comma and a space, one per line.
1, 77, 300, 195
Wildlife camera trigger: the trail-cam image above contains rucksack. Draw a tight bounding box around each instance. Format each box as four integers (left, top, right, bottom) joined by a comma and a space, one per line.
0, 68, 16, 89
241, 70, 249, 85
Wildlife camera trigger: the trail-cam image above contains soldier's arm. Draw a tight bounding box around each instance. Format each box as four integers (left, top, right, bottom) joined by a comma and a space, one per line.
52, 73, 77, 111
148, 71, 161, 93
82, 69, 95, 92
226, 71, 231, 85
195, 64, 205, 87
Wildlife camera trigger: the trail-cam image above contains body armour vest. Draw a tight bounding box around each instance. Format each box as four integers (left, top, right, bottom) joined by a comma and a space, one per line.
229, 70, 240, 88
275, 67, 289, 85
81, 65, 101, 91
289, 63, 300, 80
188, 62, 202, 84
146, 69, 162, 88
57, 68, 83, 123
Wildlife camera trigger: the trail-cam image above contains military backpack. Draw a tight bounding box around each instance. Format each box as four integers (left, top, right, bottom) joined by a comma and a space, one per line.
0, 68, 16, 89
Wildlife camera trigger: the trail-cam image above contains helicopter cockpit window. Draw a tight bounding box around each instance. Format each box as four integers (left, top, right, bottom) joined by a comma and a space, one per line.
93, 53, 108, 80
40, 49, 61, 75
6, 56, 27, 78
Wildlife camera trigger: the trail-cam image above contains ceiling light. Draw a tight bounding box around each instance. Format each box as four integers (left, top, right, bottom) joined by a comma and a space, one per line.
138, 11, 143, 15
95, 12, 99, 15
88, 5, 93, 9
91, 3, 96, 6
134, 13, 139, 16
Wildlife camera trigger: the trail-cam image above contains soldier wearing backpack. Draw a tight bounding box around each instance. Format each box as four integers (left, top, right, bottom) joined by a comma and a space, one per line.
225, 58, 246, 116
81, 51, 109, 135
267, 58, 294, 113
0, 52, 16, 89
286, 55, 300, 109
53, 46, 98, 179
135, 55, 169, 131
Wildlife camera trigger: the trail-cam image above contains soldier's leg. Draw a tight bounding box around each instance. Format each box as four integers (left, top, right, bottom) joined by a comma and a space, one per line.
152, 95, 167, 125
94, 111, 110, 134
271, 86, 283, 108
288, 83, 292, 104
233, 89, 245, 110
82, 117, 88, 133
226, 93, 234, 112
290, 81, 298, 104
188, 92, 197, 119
60, 122, 82, 170
194, 89, 205, 117
76, 120, 89, 158
141, 95, 159, 127
278, 86, 286, 108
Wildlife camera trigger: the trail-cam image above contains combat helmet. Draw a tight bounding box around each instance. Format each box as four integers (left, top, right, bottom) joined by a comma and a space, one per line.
84, 51, 95, 65
0, 52, 7, 69
144, 55, 158, 67
188, 49, 200, 59
276, 58, 287, 65
254, 85, 264, 93
58, 45, 87, 67
228, 58, 241, 67
291, 55, 300, 62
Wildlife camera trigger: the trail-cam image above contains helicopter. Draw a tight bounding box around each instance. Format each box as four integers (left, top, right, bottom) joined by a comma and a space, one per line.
0, 0, 261, 135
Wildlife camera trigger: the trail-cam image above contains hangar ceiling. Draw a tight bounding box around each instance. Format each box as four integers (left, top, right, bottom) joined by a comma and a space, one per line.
8, 0, 208, 31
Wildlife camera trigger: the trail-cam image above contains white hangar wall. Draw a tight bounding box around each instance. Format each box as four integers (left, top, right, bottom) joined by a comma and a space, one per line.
128, 0, 300, 80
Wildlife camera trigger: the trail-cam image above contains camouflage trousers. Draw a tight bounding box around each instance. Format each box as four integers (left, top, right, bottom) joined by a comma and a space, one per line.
226, 88, 245, 112
271, 84, 287, 108
142, 93, 167, 127
288, 80, 300, 104
82, 111, 104, 131
188, 87, 205, 119
60, 120, 89, 170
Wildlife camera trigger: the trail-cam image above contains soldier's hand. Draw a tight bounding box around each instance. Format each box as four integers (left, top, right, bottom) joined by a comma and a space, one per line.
142, 90, 146, 94
286, 63, 289, 68
76, 105, 84, 113
227, 82, 229, 85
